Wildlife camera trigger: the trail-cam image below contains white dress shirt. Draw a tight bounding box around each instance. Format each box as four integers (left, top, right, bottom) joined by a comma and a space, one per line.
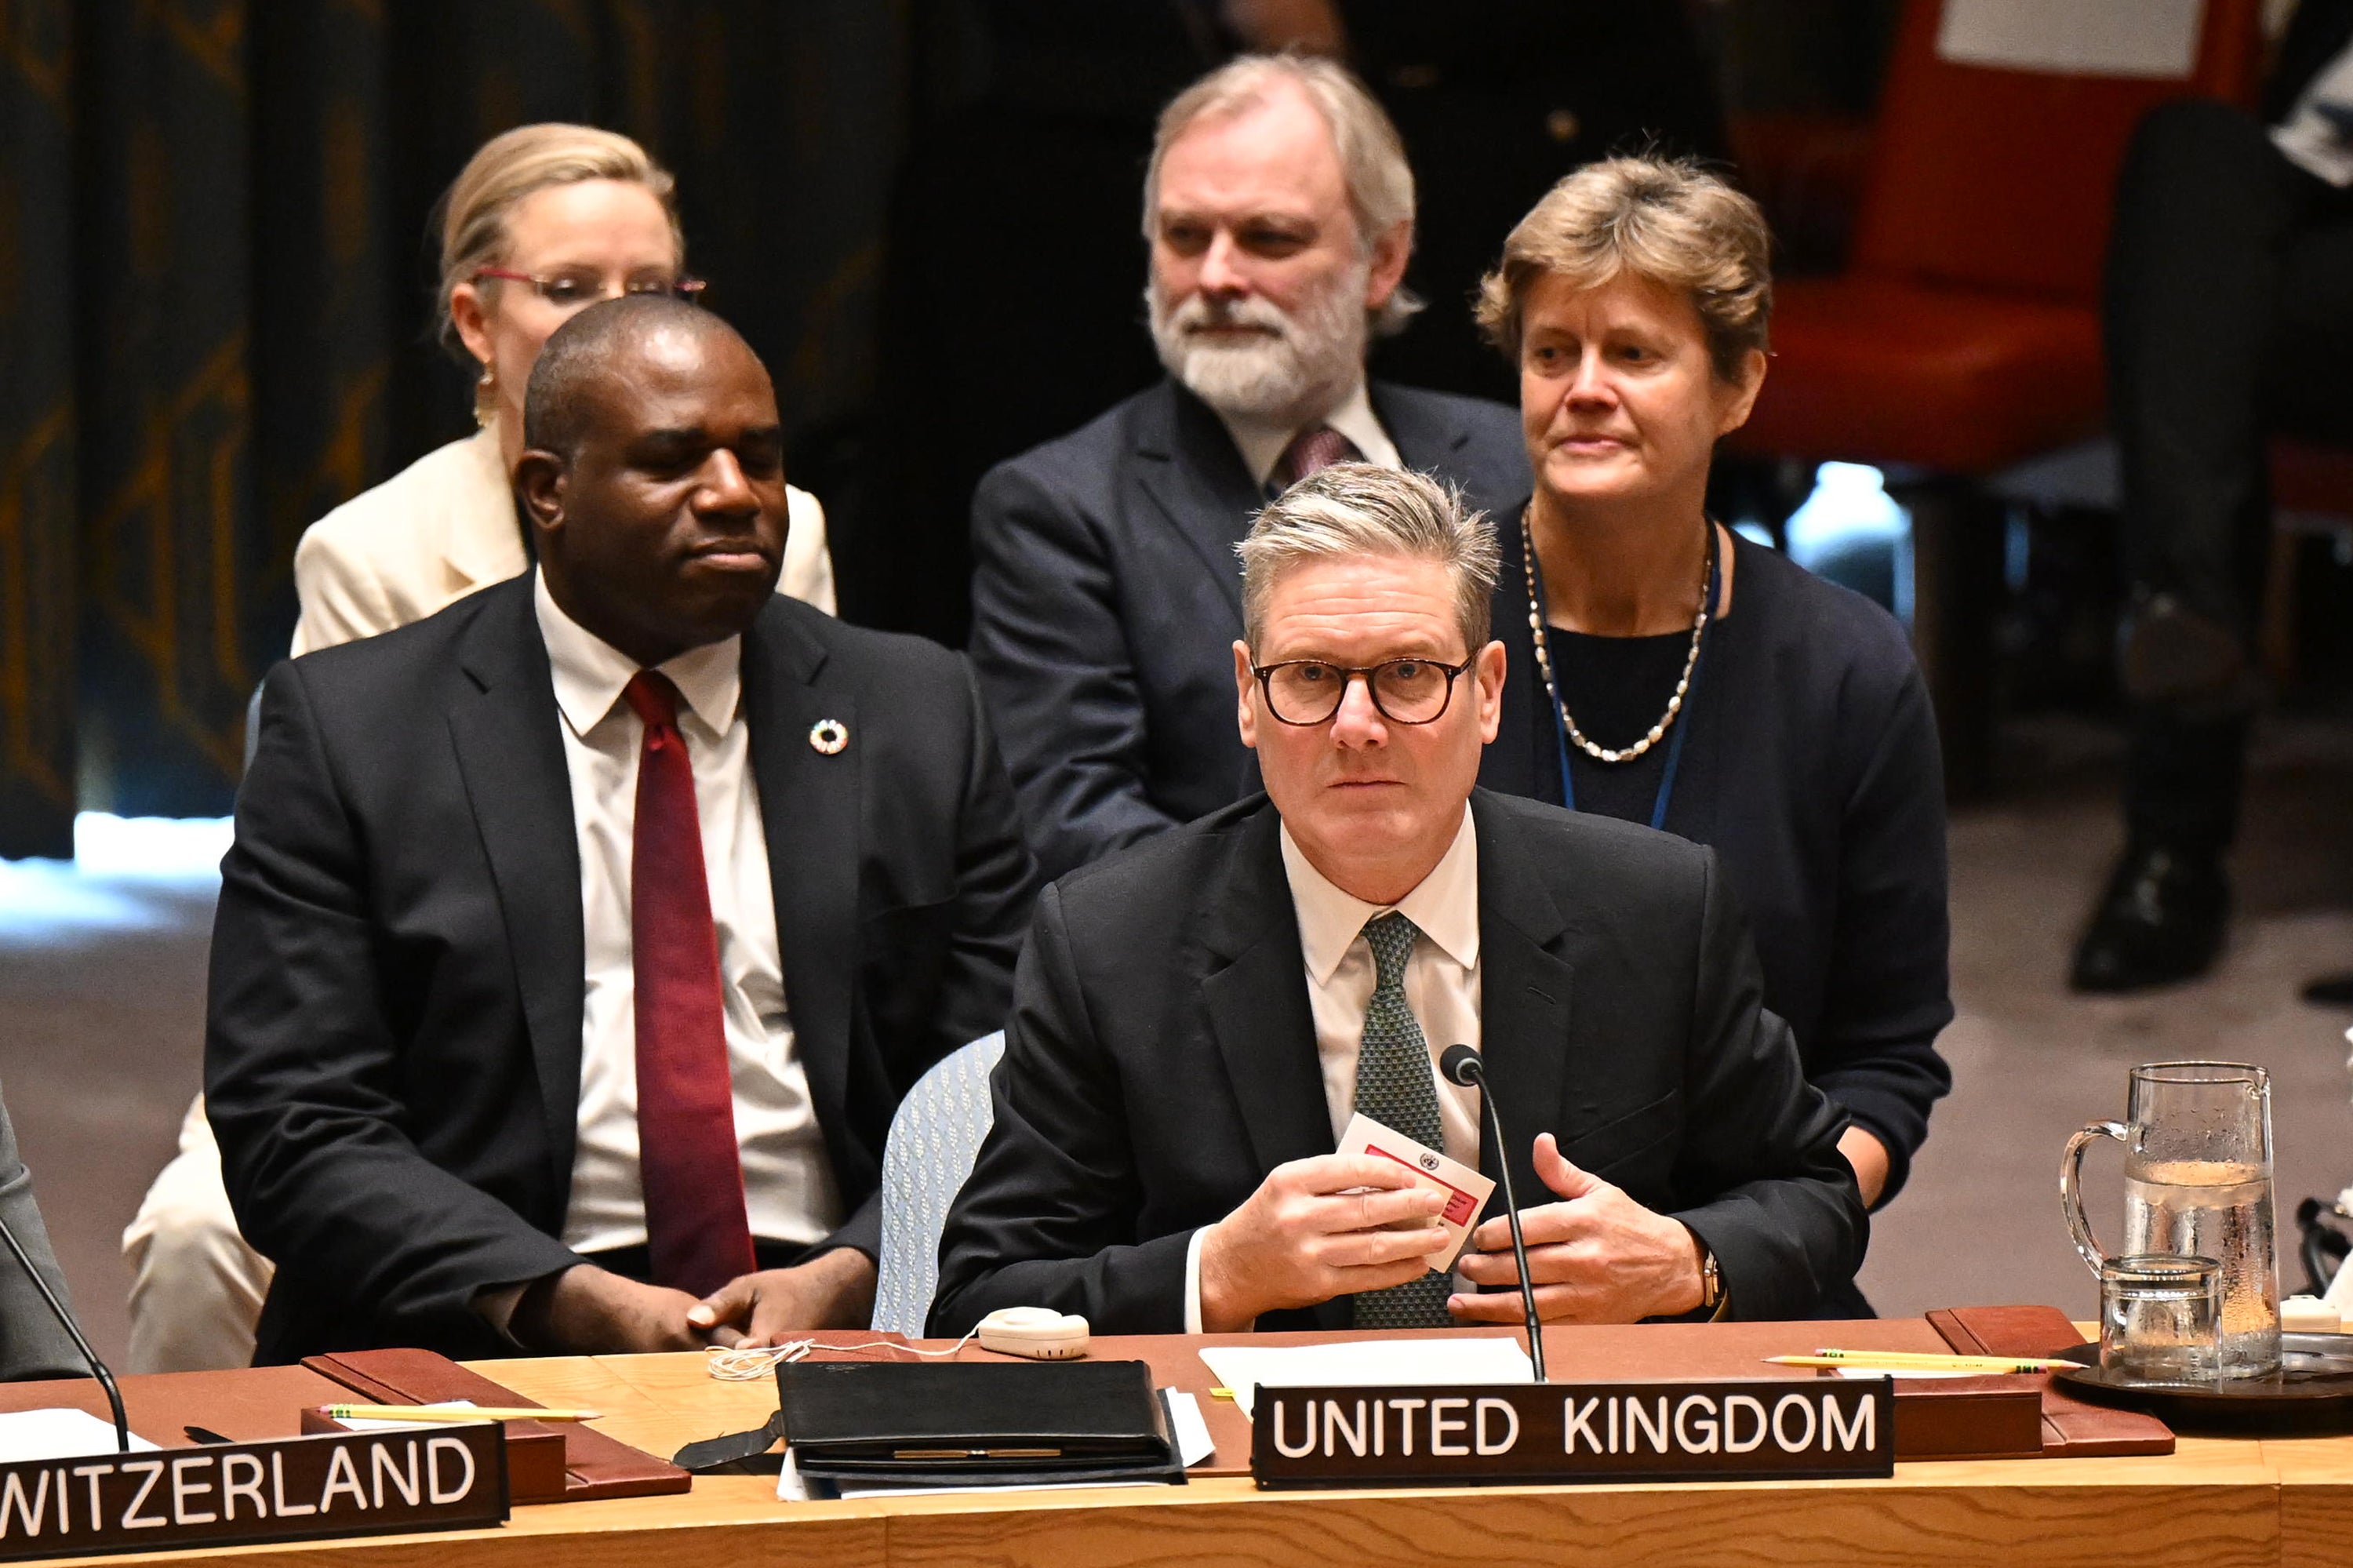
2275, 37, 2353, 187
1213, 379, 1403, 493
1183, 806, 1483, 1330
534, 570, 842, 1257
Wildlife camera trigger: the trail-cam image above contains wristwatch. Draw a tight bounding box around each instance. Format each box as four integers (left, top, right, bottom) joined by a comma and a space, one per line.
1696, 1238, 1726, 1319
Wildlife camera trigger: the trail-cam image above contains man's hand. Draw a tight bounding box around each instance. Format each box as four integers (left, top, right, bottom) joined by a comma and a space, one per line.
1451, 1133, 1705, 1325
687, 1248, 878, 1348
1197, 1153, 1450, 1331
1838, 1126, 1889, 1208
512, 1265, 711, 1353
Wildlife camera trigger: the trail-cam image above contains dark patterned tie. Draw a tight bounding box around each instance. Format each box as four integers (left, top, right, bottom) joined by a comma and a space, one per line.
1350, 911, 1455, 1329
623, 671, 757, 1298
1271, 424, 1363, 496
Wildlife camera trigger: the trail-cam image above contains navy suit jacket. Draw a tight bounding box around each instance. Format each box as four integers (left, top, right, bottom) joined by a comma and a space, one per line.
930, 790, 1864, 1335
968, 377, 1529, 879
205, 578, 1038, 1362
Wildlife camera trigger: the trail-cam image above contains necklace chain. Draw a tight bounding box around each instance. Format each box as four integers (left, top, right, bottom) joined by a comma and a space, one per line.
1522, 511, 1715, 766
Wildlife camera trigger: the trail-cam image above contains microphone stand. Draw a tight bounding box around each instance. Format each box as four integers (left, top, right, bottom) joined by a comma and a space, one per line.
0, 1211, 129, 1451
1440, 1045, 1546, 1384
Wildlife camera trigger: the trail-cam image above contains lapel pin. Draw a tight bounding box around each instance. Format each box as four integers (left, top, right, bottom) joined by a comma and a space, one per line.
808, 718, 849, 755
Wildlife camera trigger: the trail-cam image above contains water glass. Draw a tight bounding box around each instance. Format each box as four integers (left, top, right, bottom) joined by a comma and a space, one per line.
2100, 1253, 2221, 1384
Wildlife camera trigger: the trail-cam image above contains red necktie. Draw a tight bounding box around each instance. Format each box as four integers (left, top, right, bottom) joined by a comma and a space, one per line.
622, 670, 756, 1298
1274, 424, 1363, 491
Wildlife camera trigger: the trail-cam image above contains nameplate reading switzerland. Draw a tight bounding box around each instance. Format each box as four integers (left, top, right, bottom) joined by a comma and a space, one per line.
1252, 1379, 1895, 1487
0, 1424, 507, 1561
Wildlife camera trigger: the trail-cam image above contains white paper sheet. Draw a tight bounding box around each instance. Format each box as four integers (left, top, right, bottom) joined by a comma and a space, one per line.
1937, 0, 2202, 79
1198, 1336, 1534, 1421
0, 1409, 158, 1464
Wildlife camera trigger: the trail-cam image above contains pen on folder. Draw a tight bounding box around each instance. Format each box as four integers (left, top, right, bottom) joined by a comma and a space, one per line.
322, 1405, 603, 1423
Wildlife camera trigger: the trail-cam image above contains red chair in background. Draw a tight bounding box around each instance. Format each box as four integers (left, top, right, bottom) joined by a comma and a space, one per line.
1726, 0, 2267, 788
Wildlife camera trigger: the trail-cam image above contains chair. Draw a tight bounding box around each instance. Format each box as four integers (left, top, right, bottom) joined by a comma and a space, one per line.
1726, 0, 2267, 786
2260, 438, 2353, 686
870, 1031, 1006, 1336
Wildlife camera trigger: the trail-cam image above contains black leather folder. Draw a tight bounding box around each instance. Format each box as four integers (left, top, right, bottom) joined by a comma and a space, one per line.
777, 1359, 1183, 1488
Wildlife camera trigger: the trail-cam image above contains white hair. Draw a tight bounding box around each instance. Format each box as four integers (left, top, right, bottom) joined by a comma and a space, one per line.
1238, 464, 1498, 655
1144, 53, 1423, 337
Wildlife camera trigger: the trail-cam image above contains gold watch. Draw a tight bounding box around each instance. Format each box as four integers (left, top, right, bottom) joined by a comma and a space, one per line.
1696, 1239, 1725, 1316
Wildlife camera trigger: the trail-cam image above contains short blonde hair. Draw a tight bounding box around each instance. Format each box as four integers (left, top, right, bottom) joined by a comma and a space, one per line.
1476, 155, 1771, 380
434, 124, 683, 361
1144, 55, 1423, 336
1237, 464, 1497, 656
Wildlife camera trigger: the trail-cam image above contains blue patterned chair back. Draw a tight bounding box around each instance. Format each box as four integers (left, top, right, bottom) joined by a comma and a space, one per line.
871, 1031, 1006, 1335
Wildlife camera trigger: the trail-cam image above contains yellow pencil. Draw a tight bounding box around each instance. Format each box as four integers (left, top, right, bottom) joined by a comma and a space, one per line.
323, 1405, 603, 1423
1769, 1346, 2061, 1365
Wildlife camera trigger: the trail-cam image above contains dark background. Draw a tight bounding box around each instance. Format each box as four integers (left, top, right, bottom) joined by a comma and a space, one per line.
0, 0, 1907, 854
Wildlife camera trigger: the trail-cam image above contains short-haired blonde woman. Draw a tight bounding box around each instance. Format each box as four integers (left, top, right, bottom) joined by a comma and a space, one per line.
289, 122, 834, 655
1474, 158, 1951, 1316
122, 125, 835, 1373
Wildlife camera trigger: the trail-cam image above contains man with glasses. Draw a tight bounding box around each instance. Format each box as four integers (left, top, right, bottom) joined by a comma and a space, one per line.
933, 466, 1860, 1334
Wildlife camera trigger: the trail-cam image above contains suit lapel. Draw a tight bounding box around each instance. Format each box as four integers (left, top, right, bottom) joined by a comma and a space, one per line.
1132, 381, 1263, 620
1468, 792, 1579, 1214
1199, 805, 1333, 1176
445, 582, 586, 1195
1373, 381, 1473, 476
741, 602, 862, 1177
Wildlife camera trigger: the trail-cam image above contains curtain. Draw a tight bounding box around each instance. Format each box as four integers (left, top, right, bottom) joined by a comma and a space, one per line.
0, 0, 907, 850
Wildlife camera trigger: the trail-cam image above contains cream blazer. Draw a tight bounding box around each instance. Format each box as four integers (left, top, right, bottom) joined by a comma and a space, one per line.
289, 427, 836, 656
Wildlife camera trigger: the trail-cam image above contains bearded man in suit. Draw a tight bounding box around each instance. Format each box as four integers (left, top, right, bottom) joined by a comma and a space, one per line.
968, 53, 1529, 881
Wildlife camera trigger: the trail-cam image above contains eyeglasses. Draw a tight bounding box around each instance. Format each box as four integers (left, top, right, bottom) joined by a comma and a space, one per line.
471, 268, 707, 308
1251, 655, 1476, 726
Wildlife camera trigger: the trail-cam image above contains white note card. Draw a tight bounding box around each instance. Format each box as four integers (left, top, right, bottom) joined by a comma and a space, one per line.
1937, 0, 2202, 79
0, 1409, 158, 1464
1199, 1337, 1533, 1421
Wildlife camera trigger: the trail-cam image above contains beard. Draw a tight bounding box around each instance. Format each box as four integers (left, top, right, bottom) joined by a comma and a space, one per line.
1147, 259, 1369, 425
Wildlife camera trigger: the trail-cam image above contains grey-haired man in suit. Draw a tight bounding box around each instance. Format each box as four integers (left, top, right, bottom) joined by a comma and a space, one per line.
969, 53, 1529, 881
936, 467, 1859, 1336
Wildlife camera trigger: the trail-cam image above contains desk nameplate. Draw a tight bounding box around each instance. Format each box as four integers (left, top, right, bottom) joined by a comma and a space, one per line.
1251, 1379, 1896, 1487
0, 1423, 507, 1561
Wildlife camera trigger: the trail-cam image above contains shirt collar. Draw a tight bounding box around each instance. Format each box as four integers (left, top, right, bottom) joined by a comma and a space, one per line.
1214, 379, 1398, 489
533, 567, 743, 740
1279, 803, 1480, 986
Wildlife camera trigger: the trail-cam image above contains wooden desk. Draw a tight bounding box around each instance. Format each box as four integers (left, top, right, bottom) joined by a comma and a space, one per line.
0, 1333, 2326, 1568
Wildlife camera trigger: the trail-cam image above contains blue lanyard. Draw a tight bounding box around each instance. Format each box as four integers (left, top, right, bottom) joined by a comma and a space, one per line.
1531, 544, 1722, 833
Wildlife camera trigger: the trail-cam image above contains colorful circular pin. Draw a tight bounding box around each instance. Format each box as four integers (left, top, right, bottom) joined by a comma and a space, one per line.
809, 719, 849, 755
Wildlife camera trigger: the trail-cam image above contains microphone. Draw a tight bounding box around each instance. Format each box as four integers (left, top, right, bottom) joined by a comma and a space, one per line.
1440, 1044, 1546, 1384
0, 1210, 128, 1451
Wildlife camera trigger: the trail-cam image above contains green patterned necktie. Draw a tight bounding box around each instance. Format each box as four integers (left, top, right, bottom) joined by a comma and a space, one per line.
1349, 911, 1454, 1329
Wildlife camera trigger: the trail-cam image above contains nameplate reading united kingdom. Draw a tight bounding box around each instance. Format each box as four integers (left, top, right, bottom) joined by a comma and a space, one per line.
0, 1424, 507, 1561
1251, 1378, 1895, 1487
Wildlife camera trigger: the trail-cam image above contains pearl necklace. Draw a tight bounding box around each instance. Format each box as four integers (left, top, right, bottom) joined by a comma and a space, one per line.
1522, 510, 1715, 765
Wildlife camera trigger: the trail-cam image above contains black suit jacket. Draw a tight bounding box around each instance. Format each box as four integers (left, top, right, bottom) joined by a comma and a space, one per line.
968, 377, 1529, 880
930, 790, 1864, 1336
205, 577, 1038, 1362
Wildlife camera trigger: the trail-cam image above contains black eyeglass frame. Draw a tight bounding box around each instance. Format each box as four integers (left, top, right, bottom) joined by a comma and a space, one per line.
1249, 654, 1478, 726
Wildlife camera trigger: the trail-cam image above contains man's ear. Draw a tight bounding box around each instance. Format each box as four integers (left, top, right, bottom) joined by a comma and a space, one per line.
1363, 219, 1413, 314
1233, 639, 1260, 751
1474, 638, 1507, 745
512, 448, 568, 546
